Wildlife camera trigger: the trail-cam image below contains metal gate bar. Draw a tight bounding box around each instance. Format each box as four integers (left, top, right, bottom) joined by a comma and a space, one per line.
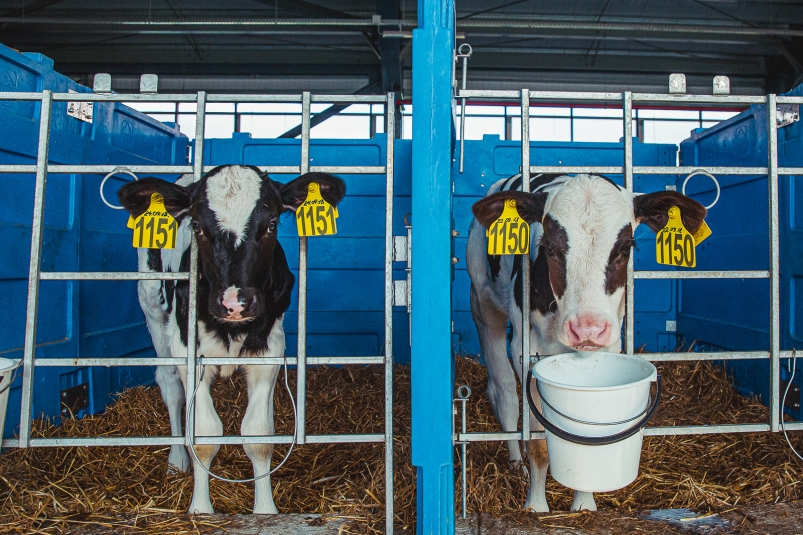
454, 87, 797, 445
3, 89, 397, 533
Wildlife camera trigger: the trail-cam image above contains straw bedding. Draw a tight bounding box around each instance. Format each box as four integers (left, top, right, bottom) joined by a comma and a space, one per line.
0, 355, 801, 534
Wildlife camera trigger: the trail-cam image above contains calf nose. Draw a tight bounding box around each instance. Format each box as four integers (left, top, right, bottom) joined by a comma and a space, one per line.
221, 287, 245, 318
566, 315, 611, 349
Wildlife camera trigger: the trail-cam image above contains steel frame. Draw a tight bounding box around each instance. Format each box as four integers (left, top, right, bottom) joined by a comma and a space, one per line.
0, 90, 397, 534
454, 88, 803, 446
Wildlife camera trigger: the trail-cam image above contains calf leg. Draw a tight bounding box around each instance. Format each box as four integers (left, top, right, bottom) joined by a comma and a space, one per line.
242, 363, 281, 514
524, 439, 550, 512
179, 366, 222, 514
571, 492, 597, 512
470, 285, 522, 465
155, 365, 191, 472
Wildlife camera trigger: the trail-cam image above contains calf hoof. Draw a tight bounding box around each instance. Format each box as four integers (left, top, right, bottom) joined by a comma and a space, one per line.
524, 501, 549, 513
570, 491, 597, 512
167, 446, 191, 473
253, 502, 279, 515
189, 498, 215, 515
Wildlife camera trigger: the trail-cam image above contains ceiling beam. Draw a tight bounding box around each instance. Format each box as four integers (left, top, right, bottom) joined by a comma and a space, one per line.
2, 0, 67, 18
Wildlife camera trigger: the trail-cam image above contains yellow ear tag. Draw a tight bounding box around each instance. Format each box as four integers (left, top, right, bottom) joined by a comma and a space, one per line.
296, 182, 338, 236
656, 206, 697, 268
486, 198, 530, 255
130, 192, 178, 249
692, 219, 712, 246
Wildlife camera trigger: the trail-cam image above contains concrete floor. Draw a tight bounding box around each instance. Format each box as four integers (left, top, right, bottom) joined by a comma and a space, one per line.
74, 503, 803, 534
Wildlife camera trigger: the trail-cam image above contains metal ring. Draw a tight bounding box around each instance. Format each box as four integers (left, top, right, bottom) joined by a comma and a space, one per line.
457, 384, 472, 400
403, 212, 412, 227
99, 166, 139, 210
682, 169, 720, 210
457, 43, 473, 57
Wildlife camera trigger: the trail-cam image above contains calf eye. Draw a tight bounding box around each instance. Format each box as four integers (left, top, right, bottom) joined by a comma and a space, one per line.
191, 221, 203, 235
268, 221, 277, 232
543, 243, 556, 256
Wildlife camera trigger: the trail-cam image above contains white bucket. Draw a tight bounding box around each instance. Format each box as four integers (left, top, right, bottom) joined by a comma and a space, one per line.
0, 358, 20, 439
529, 352, 659, 493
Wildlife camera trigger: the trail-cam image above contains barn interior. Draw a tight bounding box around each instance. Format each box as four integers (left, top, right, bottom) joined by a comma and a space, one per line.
2, 1, 803, 534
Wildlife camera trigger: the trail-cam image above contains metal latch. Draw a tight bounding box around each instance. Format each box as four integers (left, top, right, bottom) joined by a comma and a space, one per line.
777, 104, 799, 128
393, 214, 413, 344
61, 382, 89, 417
781, 378, 801, 410
67, 89, 93, 123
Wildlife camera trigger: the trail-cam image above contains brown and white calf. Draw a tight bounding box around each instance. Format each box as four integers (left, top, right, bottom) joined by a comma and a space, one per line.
118, 165, 346, 514
466, 173, 705, 512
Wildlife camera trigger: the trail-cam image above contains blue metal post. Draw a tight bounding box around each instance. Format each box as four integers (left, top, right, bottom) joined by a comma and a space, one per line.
411, 1, 456, 534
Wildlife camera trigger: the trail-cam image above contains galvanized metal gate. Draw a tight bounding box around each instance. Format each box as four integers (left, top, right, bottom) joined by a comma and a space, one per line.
452, 86, 803, 503
0, 88, 398, 534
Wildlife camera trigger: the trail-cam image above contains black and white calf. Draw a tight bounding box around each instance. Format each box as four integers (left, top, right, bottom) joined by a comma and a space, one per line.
118, 165, 346, 514
466, 173, 706, 512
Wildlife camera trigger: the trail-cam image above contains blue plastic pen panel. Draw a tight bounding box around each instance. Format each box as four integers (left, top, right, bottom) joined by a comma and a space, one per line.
0, 43, 189, 438
203, 133, 412, 362
452, 135, 680, 356
678, 83, 803, 419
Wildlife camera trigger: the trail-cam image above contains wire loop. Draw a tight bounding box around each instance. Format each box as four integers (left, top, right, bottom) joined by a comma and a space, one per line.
682, 169, 720, 210
100, 167, 139, 210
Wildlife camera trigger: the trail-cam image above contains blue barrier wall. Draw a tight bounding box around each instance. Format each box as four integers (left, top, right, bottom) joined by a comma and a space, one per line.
0, 44, 189, 438
679, 85, 803, 418
452, 135, 681, 356
203, 133, 412, 363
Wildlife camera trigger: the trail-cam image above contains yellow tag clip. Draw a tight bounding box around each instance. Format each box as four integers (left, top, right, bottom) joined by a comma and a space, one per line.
296, 182, 338, 237
486, 198, 530, 255
656, 206, 706, 268
129, 193, 178, 249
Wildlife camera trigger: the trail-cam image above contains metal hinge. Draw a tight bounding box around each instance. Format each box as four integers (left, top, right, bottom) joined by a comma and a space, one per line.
393, 280, 409, 307
777, 104, 800, 128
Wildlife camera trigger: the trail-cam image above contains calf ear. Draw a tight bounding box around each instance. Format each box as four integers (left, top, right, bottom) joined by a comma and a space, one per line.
117, 178, 192, 218
633, 191, 707, 234
472, 191, 547, 228
281, 172, 347, 212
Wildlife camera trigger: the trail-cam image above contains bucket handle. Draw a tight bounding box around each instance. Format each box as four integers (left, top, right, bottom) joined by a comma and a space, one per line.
525, 369, 662, 446
0, 363, 21, 396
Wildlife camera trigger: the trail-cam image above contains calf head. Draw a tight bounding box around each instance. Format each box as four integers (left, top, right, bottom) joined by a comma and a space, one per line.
473, 174, 706, 351
118, 165, 346, 322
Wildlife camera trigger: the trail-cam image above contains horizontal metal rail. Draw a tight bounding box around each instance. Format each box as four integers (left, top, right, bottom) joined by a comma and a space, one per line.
456, 423, 773, 443
634, 270, 769, 279
31, 356, 386, 366
644, 351, 771, 362
529, 166, 803, 176
0, 92, 390, 104
458, 89, 768, 106
0, 165, 387, 175
0, 433, 384, 449
40, 272, 191, 281
8, 163, 803, 177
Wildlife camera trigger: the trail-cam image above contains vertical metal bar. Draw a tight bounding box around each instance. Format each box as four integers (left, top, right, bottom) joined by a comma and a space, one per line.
460, 399, 467, 519
410, 1, 456, 530
297, 91, 311, 445
768, 93, 781, 433
18, 90, 52, 448
384, 91, 396, 535
185, 91, 206, 445
459, 96, 467, 172
623, 91, 635, 356
520, 89, 531, 442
